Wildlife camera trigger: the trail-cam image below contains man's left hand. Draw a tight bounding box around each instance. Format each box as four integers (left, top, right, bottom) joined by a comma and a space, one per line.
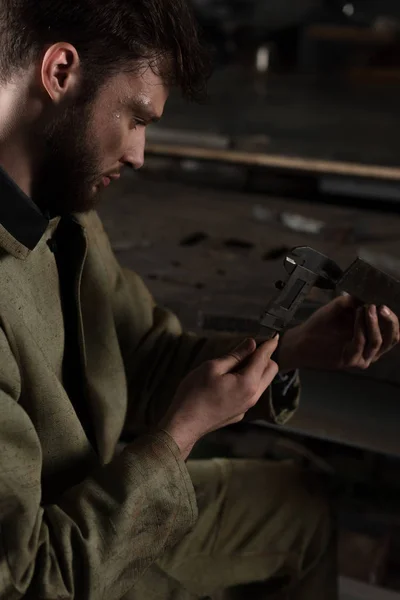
278, 295, 400, 372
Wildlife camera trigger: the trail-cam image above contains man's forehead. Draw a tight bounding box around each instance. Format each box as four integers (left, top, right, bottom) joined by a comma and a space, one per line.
119, 68, 168, 114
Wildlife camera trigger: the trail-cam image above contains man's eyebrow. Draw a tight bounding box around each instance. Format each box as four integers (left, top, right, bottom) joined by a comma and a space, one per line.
126, 98, 161, 123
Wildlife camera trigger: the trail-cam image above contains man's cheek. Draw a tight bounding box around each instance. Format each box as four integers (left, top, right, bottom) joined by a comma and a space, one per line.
103, 126, 125, 158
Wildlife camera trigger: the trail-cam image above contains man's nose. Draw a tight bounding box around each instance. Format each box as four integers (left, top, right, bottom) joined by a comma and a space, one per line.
122, 130, 145, 170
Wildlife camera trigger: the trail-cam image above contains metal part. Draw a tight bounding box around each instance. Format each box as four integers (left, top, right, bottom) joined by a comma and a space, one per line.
337, 258, 400, 316
199, 247, 400, 339
259, 245, 400, 338
259, 246, 342, 338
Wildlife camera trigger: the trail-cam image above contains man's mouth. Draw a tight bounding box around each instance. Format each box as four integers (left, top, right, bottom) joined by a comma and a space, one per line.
101, 173, 121, 188
93, 173, 121, 193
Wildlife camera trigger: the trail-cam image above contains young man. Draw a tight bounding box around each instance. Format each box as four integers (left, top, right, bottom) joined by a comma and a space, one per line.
0, 1, 397, 598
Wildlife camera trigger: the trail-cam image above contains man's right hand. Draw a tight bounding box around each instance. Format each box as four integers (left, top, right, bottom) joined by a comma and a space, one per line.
161, 337, 279, 459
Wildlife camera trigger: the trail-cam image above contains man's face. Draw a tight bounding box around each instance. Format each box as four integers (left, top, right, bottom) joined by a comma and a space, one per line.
33, 65, 168, 215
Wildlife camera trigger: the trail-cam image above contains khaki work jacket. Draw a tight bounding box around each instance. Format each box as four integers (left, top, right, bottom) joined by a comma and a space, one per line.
0, 209, 298, 598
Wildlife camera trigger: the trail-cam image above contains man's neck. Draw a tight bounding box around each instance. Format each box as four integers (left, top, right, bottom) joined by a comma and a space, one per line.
0, 80, 41, 199
0, 140, 34, 198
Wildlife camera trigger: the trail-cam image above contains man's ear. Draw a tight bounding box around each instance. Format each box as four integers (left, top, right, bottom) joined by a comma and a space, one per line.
41, 43, 81, 103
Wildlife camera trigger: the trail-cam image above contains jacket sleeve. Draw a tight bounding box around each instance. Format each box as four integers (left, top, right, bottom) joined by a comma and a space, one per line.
86, 214, 299, 436
0, 327, 197, 599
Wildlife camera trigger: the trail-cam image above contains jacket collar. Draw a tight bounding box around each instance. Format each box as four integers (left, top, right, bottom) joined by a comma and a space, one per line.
0, 164, 49, 259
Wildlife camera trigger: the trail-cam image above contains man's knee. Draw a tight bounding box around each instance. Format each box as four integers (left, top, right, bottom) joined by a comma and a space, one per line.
163, 458, 336, 595
221, 459, 335, 571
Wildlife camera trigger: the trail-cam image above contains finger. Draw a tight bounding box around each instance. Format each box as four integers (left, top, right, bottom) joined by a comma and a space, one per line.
363, 305, 383, 363
376, 306, 400, 356
327, 294, 363, 320
250, 359, 280, 399
335, 294, 363, 310
245, 360, 280, 416
214, 338, 257, 374
342, 306, 366, 367
238, 336, 279, 380
321, 295, 361, 329
260, 359, 279, 390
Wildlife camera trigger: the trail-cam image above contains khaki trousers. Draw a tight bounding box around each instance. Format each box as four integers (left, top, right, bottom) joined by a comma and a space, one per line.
127, 459, 337, 599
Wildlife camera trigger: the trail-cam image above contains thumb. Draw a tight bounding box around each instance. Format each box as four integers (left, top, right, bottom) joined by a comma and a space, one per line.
334, 294, 363, 311
214, 338, 257, 374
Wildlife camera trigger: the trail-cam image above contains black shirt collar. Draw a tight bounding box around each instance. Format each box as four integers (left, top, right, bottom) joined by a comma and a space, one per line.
0, 164, 48, 252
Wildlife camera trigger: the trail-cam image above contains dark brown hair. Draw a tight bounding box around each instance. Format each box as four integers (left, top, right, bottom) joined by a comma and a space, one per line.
0, 0, 210, 99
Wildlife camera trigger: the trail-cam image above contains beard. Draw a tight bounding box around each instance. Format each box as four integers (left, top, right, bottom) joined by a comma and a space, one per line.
31, 94, 103, 216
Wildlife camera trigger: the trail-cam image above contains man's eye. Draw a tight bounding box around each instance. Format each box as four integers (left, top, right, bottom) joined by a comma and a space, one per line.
131, 117, 145, 129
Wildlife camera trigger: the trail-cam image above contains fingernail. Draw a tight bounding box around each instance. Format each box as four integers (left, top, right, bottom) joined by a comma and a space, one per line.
368, 305, 376, 316
380, 306, 391, 317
